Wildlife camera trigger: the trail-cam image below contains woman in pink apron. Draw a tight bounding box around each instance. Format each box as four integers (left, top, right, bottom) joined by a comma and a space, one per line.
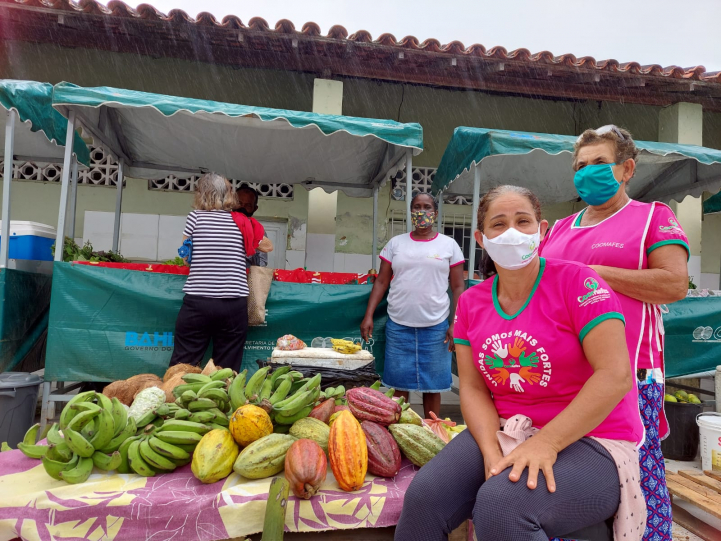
540, 125, 689, 541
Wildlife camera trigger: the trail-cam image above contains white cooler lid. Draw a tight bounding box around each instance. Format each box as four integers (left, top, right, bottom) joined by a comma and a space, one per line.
0, 221, 57, 239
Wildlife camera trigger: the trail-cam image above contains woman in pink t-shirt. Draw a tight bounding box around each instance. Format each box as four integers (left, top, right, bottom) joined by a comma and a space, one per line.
395, 186, 645, 541
540, 126, 689, 541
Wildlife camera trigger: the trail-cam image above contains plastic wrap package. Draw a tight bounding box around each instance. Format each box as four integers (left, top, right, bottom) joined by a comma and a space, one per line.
276, 335, 307, 351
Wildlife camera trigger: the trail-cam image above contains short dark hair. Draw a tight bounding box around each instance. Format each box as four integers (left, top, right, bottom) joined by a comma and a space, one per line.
236, 185, 259, 206
410, 192, 438, 211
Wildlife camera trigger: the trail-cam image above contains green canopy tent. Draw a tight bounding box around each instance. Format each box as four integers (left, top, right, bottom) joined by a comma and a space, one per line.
433, 127, 721, 276
0, 80, 89, 371
51, 83, 423, 264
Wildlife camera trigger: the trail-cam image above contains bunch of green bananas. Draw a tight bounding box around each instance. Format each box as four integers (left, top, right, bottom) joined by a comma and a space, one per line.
320, 385, 346, 405
17, 390, 145, 483
124, 419, 213, 477
270, 373, 323, 425
331, 338, 362, 355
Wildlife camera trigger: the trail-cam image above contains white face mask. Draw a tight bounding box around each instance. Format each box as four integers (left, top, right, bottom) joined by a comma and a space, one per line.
482, 227, 540, 270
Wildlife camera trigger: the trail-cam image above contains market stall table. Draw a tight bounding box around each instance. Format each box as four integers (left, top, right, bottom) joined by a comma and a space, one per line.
0, 444, 419, 540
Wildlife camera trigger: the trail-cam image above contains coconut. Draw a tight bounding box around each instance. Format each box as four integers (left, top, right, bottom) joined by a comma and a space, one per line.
201, 359, 218, 376
162, 363, 201, 383
103, 380, 136, 406
133, 377, 164, 400
162, 373, 185, 402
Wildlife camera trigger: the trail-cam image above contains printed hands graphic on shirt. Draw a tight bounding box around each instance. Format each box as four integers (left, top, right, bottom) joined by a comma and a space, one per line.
484, 353, 506, 369
508, 337, 527, 358
519, 366, 541, 385
492, 368, 510, 385
491, 341, 509, 359
518, 351, 539, 367
509, 373, 526, 392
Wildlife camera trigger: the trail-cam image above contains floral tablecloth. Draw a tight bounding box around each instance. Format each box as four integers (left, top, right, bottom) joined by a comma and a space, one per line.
0, 446, 417, 541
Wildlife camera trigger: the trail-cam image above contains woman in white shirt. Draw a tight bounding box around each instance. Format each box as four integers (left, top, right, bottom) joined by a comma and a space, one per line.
361, 193, 465, 417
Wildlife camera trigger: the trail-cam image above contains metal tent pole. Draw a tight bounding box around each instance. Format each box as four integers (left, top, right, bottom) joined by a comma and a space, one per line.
112, 159, 124, 252
67, 156, 78, 240
405, 149, 413, 233
54, 111, 76, 262
468, 166, 481, 280
437, 194, 444, 234
1, 110, 16, 268
372, 184, 379, 270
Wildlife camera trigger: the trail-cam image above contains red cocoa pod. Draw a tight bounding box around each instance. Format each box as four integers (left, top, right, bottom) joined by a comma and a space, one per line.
284, 439, 327, 499
333, 405, 351, 414
345, 387, 402, 426
308, 398, 336, 424
361, 420, 402, 478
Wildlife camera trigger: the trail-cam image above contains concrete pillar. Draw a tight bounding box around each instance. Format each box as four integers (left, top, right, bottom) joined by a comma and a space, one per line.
659, 102, 703, 286
305, 79, 343, 272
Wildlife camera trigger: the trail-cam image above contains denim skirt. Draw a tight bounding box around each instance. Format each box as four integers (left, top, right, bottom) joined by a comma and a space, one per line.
382, 318, 452, 393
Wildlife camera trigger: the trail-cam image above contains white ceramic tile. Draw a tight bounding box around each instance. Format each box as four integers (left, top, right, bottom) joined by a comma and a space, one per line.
700, 273, 720, 290
120, 213, 159, 261
333, 253, 345, 272
83, 211, 114, 252
305, 233, 335, 272
285, 250, 305, 270
344, 253, 374, 274
157, 215, 186, 261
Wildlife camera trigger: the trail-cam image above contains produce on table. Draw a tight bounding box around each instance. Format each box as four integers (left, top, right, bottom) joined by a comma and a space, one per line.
16, 363, 450, 496
276, 334, 306, 351
284, 439, 327, 499
191, 429, 239, 484
262, 477, 290, 541
666, 389, 702, 404
330, 338, 362, 355
128, 387, 167, 424
361, 421, 402, 478
328, 410, 368, 492
229, 405, 274, 447
288, 417, 330, 454
308, 398, 336, 424
233, 433, 297, 479
103, 374, 164, 406
389, 423, 446, 468
346, 387, 402, 426
399, 408, 423, 426
163, 363, 202, 383
52, 237, 129, 263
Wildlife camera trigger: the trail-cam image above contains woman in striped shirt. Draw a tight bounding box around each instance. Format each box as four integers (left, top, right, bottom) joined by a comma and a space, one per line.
168, 173, 249, 372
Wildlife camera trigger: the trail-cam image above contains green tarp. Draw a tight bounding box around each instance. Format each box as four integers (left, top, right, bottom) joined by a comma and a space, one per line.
0, 268, 52, 372
0, 80, 90, 166
51, 83, 421, 197
704, 191, 721, 214
45, 263, 387, 381
663, 296, 721, 378
432, 127, 721, 205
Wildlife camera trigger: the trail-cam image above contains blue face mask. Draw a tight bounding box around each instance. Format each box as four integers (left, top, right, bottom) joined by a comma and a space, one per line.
573, 163, 621, 206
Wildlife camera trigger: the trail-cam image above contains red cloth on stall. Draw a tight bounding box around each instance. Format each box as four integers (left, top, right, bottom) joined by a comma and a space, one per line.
72, 261, 190, 275
272, 268, 369, 285
231, 212, 265, 257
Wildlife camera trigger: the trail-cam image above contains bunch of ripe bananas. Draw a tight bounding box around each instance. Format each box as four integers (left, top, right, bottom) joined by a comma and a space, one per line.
331, 338, 362, 355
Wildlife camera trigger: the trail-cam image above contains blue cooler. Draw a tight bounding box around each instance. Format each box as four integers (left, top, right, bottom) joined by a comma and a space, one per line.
0, 221, 57, 261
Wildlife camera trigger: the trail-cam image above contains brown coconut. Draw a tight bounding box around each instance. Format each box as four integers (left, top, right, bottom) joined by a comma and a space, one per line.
102, 380, 136, 406
201, 359, 217, 376
162, 373, 186, 402
162, 363, 201, 383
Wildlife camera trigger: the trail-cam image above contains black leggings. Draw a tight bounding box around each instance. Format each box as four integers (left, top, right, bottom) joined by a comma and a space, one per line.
169, 294, 248, 372
395, 429, 620, 541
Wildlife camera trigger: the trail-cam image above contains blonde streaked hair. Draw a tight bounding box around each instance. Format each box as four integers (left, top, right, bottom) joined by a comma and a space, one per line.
572, 125, 639, 171
193, 173, 237, 211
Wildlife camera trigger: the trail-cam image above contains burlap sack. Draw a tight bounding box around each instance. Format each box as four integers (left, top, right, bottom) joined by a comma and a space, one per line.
247, 266, 273, 326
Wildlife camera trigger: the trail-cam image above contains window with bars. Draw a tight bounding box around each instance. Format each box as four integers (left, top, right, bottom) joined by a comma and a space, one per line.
387, 210, 482, 273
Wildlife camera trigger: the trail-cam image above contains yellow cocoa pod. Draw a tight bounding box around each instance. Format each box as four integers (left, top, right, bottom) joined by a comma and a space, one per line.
191, 429, 239, 484
328, 410, 367, 492
229, 404, 273, 447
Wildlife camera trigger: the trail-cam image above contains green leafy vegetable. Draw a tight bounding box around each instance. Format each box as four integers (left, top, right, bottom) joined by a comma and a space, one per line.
51, 237, 129, 263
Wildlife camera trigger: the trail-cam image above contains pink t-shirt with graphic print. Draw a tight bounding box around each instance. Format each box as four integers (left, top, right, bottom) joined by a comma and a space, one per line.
454, 258, 644, 443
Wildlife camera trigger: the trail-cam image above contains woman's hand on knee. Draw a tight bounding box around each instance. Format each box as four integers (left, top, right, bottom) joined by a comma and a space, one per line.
488, 437, 558, 492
